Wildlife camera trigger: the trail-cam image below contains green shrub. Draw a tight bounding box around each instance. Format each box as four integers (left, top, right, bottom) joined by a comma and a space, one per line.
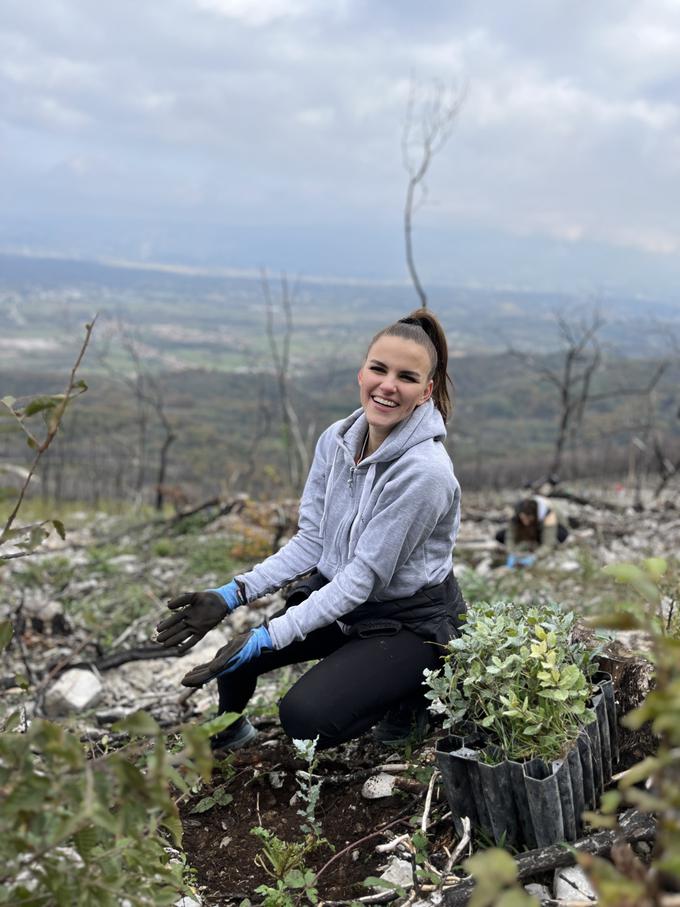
581, 558, 680, 901
185, 538, 239, 581
0, 680, 219, 905
12, 555, 74, 590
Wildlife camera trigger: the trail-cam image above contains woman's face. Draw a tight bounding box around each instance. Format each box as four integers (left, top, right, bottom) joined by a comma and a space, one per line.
358, 335, 433, 442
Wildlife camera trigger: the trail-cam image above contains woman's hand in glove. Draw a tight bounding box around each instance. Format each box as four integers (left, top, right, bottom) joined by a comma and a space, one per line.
155, 579, 243, 650
181, 625, 273, 687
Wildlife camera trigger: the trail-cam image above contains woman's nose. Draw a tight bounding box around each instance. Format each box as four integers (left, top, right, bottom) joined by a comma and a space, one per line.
379, 375, 398, 393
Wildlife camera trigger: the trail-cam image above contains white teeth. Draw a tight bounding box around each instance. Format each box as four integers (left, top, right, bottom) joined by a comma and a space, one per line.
373, 395, 397, 408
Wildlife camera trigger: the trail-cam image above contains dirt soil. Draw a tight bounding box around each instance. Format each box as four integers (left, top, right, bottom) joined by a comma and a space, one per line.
179, 727, 457, 906
179, 657, 660, 907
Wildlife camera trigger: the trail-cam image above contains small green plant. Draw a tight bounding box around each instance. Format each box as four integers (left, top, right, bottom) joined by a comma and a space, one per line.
152, 537, 179, 558
65, 581, 156, 647
292, 736, 324, 838
424, 600, 597, 763
251, 827, 320, 907
190, 782, 233, 814
12, 555, 74, 590
185, 537, 239, 580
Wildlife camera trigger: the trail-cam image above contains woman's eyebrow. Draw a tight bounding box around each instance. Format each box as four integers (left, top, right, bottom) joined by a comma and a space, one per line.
368, 358, 422, 379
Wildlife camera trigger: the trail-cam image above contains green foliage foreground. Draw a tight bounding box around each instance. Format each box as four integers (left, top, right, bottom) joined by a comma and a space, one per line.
0, 634, 238, 907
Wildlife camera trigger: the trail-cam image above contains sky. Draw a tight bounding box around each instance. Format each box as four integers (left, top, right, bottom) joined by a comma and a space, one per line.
2, 0, 680, 296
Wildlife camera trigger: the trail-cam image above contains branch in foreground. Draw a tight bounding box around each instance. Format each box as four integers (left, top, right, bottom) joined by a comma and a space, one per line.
1, 317, 97, 545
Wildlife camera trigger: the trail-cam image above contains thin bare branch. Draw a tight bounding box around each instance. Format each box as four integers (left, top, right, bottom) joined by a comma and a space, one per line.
402, 76, 467, 308
1, 317, 97, 544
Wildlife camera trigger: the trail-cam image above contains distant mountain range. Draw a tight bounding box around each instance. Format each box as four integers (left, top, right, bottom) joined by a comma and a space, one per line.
1, 252, 679, 373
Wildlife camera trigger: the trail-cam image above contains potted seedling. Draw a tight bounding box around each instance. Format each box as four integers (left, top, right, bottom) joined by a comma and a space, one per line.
424, 601, 617, 847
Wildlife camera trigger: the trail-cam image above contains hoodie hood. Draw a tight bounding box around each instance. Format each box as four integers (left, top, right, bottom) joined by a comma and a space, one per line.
335, 400, 446, 464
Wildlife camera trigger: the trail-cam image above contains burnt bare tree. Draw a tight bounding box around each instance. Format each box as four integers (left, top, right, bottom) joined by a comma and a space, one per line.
651, 332, 680, 497
620, 364, 669, 509
511, 313, 605, 477
97, 319, 177, 510
513, 313, 672, 483
402, 77, 466, 308
260, 270, 315, 492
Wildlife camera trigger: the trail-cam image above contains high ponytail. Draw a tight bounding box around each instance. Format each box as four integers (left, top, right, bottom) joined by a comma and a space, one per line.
366, 308, 453, 422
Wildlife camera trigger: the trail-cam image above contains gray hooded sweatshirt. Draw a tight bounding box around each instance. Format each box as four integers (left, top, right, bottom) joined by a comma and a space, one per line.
236, 400, 460, 650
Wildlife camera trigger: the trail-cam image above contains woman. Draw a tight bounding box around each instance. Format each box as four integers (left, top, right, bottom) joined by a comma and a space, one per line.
496, 495, 569, 557
155, 309, 464, 751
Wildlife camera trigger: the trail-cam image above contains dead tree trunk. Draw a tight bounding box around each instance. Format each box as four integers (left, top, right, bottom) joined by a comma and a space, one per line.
402, 77, 466, 309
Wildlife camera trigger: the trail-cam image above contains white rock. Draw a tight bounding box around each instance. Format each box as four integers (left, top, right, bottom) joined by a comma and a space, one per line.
175, 897, 202, 907
377, 857, 413, 890
44, 669, 103, 717
525, 882, 551, 901
475, 557, 493, 576
362, 772, 397, 799
412, 893, 443, 907
559, 560, 582, 573
554, 865, 596, 901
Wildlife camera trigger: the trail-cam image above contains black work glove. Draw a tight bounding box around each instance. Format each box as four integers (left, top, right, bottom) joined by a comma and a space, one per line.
181, 625, 273, 687
155, 591, 229, 651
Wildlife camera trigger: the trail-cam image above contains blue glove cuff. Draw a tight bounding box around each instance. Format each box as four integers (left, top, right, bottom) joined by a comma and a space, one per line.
210, 579, 243, 612
254, 625, 272, 648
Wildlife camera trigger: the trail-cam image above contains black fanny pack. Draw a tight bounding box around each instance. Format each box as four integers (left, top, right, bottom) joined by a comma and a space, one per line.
283, 569, 466, 646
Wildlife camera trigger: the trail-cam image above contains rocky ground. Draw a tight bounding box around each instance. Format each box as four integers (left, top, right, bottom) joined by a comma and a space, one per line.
1, 483, 677, 904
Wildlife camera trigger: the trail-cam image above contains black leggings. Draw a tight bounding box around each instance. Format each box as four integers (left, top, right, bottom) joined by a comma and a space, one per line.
216, 623, 440, 749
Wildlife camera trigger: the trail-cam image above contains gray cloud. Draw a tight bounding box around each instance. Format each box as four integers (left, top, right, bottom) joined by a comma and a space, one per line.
2, 0, 680, 291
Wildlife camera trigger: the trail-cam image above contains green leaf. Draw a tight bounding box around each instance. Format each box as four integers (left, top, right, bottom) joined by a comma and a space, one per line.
52, 519, 66, 540
24, 395, 63, 417
0, 619, 14, 652
603, 563, 644, 584
643, 557, 667, 580
3, 708, 22, 731
585, 612, 642, 630
362, 878, 406, 896
466, 849, 520, 907
198, 711, 241, 738
618, 756, 658, 789
599, 789, 622, 813
284, 869, 307, 889
190, 796, 216, 814
112, 710, 161, 737
73, 826, 99, 860
163, 812, 184, 846
213, 786, 233, 807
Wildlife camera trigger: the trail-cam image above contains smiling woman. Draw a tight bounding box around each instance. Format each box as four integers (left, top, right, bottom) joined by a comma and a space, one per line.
155, 307, 465, 752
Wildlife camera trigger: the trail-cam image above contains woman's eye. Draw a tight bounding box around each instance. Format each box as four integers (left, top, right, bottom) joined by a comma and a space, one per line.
370, 366, 385, 373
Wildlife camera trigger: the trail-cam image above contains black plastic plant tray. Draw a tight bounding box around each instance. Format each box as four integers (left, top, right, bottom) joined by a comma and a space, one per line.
435, 673, 618, 848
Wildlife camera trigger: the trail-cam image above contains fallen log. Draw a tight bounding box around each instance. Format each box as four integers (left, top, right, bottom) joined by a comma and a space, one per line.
443, 809, 656, 907
91, 644, 184, 671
